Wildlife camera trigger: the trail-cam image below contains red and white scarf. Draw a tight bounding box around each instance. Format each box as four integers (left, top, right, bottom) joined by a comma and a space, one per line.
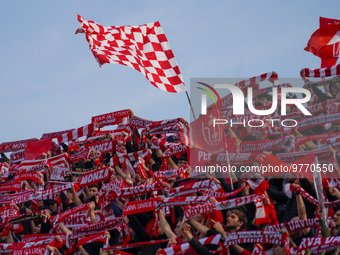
77, 231, 108, 248
203, 185, 246, 200
0, 138, 38, 153
71, 217, 123, 239
183, 194, 263, 221
301, 64, 340, 77
106, 239, 169, 251
59, 123, 97, 143
54, 202, 90, 226
291, 184, 340, 208
77, 167, 111, 187
107, 182, 164, 201
239, 136, 294, 153
157, 235, 221, 255
167, 179, 215, 197
291, 236, 340, 254
162, 144, 187, 158
50, 167, 70, 181
154, 166, 187, 179
110, 149, 149, 165
223, 230, 287, 247
265, 218, 321, 232
0, 182, 22, 193
84, 139, 115, 154
91, 109, 130, 124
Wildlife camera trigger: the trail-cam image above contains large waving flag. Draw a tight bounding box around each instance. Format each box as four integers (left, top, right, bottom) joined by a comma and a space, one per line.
305, 17, 340, 68
76, 15, 186, 93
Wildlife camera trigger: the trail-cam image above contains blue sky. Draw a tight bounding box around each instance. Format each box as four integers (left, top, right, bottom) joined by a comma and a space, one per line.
1, 1, 339, 143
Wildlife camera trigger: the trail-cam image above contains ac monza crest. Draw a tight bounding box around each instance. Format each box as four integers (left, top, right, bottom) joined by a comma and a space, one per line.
201, 114, 224, 147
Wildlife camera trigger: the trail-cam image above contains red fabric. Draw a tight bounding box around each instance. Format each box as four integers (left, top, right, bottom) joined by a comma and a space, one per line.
24, 138, 53, 160
305, 17, 340, 68
208, 210, 224, 228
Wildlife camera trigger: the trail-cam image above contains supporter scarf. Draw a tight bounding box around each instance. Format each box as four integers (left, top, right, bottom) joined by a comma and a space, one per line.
239, 136, 294, 153
62, 213, 91, 228
22, 232, 68, 244
215, 152, 260, 166
101, 204, 116, 220
41, 129, 74, 139
154, 166, 187, 179
13, 245, 49, 255
265, 218, 321, 232
110, 149, 149, 165
264, 126, 294, 137
84, 139, 115, 154
276, 148, 332, 164
0, 189, 36, 205
297, 112, 340, 131
300, 64, 340, 77
167, 179, 214, 198
123, 196, 211, 215
291, 184, 340, 208
134, 158, 148, 179
107, 182, 164, 200
203, 185, 246, 200
71, 217, 123, 239
162, 144, 187, 158
223, 230, 287, 247
129, 116, 181, 129
105, 239, 169, 251
148, 123, 184, 135
294, 132, 340, 150
291, 237, 340, 254
59, 123, 97, 143
123, 198, 162, 215
55, 203, 90, 226
151, 136, 176, 150
117, 221, 131, 244
157, 235, 221, 255
50, 167, 70, 181
97, 179, 126, 198
183, 194, 263, 221
48, 153, 70, 168
17, 158, 50, 174
77, 231, 108, 248
13, 237, 63, 254
0, 208, 19, 220
159, 196, 211, 209
9, 149, 25, 164
77, 167, 111, 187
14, 172, 42, 184
91, 109, 130, 124
0, 138, 38, 153
38, 182, 73, 200
0, 182, 22, 193
6, 212, 47, 225
69, 147, 89, 163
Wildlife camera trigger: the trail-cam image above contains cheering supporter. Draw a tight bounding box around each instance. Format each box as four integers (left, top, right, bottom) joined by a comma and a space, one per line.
3, 73, 340, 255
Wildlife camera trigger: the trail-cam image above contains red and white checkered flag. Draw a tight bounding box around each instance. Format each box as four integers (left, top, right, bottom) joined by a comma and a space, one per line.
76, 15, 186, 93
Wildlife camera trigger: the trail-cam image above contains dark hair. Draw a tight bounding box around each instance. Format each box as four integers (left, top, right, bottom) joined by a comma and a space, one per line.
229, 209, 247, 229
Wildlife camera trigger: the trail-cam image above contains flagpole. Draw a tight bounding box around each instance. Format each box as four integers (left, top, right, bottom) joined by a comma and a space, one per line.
185, 91, 197, 120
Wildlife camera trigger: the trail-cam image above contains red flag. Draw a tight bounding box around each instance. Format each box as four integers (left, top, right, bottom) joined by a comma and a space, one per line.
76, 15, 186, 93
305, 17, 340, 68
24, 138, 53, 160
187, 104, 227, 155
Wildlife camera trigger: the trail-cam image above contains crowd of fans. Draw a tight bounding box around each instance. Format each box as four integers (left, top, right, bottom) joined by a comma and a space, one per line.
1, 75, 340, 255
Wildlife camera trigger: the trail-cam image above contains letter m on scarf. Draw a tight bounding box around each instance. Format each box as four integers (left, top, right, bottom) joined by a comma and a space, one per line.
76, 15, 186, 93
